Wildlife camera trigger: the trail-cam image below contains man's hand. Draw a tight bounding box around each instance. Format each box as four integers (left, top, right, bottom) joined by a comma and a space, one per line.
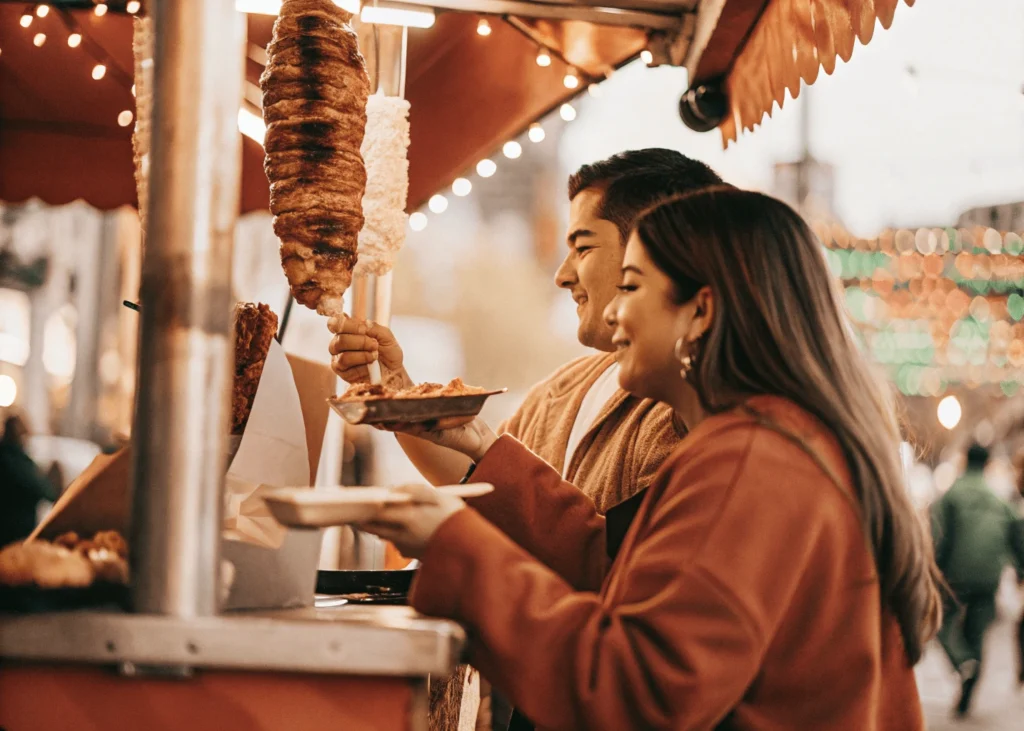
328, 316, 411, 388
357, 483, 466, 559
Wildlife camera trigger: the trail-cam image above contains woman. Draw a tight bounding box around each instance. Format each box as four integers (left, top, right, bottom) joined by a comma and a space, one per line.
362, 188, 941, 730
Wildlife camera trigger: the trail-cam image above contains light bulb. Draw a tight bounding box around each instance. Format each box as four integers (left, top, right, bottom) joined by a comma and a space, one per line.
118, 110, 134, 127
640, 49, 653, 65
33, 33, 46, 47
476, 18, 491, 36
476, 159, 497, 178
67, 33, 82, 48
452, 178, 472, 197
502, 141, 522, 160
563, 69, 580, 89
528, 123, 545, 143
428, 194, 448, 214
409, 212, 428, 232
559, 103, 576, 122
536, 49, 551, 67
20, 14, 33, 28
0, 375, 17, 408
937, 395, 962, 430
131, 83, 136, 96
127, 0, 141, 13
92, 64, 107, 80
94, 3, 108, 17
36, 5, 50, 18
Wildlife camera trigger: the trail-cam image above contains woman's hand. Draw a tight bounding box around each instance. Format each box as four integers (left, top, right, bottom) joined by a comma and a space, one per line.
379, 416, 498, 463
357, 484, 466, 559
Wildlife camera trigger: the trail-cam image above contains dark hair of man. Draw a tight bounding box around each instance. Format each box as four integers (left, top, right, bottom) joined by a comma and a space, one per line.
966, 443, 989, 471
567, 148, 722, 241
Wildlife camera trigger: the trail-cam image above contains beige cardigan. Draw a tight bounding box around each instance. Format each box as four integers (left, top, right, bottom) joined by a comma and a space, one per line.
499, 353, 683, 514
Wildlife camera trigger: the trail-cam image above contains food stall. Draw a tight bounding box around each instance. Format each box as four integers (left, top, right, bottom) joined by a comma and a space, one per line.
0, 1, 918, 729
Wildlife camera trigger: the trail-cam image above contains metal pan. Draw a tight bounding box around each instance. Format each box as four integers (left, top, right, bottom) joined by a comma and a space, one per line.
328, 389, 507, 426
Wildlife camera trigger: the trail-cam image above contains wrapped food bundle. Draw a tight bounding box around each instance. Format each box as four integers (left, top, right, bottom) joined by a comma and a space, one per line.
355, 94, 411, 276
261, 0, 371, 315
131, 15, 154, 241
232, 302, 279, 435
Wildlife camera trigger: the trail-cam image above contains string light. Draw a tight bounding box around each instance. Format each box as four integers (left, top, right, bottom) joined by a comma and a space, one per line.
127, 0, 141, 13
36, 4, 50, 18
640, 49, 653, 65
33, 33, 46, 47
131, 84, 136, 96
118, 110, 134, 127
67, 33, 82, 48
502, 141, 522, 159
476, 159, 497, 178
587, 83, 602, 97
452, 178, 472, 197
559, 103, 576, 122
20, 14, 33, 28
937, 395, 962, 429
476, 18, 491, 36
528, 123, 545, 143
563, 68, 580, 89
94, 3, 108, 17
409, 212, 428, 232
536, 49, 551, 67
428, 194, 448, 214
92, 64, 107, 80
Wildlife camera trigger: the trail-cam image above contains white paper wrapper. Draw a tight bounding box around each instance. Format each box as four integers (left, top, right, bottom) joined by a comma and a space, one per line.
222, 339, 309, 549
355, 94, 410, 276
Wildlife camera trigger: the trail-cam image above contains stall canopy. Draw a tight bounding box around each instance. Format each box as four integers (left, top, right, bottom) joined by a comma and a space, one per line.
0, 0, 914, 212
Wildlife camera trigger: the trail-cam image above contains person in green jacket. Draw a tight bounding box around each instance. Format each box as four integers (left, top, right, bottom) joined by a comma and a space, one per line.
0, 414, 58, 549
931, 443, 1024, 717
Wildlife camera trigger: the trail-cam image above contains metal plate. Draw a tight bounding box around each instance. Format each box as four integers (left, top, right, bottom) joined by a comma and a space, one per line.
328, 389, 507, 426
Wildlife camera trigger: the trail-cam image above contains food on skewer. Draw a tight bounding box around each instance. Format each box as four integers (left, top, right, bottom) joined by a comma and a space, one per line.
356, 94, 411, 276
338, 378, 489, 402
232, 303, 279, 435
261, 0, 371, 315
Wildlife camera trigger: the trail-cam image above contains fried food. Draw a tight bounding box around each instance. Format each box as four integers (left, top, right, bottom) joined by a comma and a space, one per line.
0, 541, 95, 589
233, 303, 279, 435
261, 0, 370, 316
338, 378, 489, 402
0, 531, 132, 589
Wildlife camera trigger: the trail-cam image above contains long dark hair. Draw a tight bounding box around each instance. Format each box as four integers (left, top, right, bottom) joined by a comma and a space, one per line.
634, 187, 941, 663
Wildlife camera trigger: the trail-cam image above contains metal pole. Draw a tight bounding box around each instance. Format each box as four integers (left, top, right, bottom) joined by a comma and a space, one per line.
130, 0, 244, 617
344, 20, 407, 570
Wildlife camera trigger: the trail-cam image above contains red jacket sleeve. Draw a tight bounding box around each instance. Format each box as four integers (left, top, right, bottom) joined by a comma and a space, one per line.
411, 426, 861, 731
464, 435, 608, 592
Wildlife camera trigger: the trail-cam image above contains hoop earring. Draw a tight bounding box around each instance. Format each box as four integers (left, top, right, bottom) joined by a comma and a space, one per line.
674, 337, 694, 378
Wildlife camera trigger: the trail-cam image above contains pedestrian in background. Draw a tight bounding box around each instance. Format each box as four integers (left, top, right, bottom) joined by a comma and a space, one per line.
0, 414, 58, 549
931, 443, 1024, 716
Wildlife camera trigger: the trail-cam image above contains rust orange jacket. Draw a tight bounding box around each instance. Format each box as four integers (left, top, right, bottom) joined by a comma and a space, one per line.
410, 396, 924, 731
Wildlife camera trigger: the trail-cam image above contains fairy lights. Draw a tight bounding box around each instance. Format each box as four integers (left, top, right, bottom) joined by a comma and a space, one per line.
92, 63, 107, 80
94, 3, 108, 17
476, 18, 491, 36
67, 32, 82, 48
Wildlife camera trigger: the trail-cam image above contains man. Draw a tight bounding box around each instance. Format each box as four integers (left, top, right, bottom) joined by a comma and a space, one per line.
330, 149, 722, 515
330, 149, 722, 730
931, 443, 1024, 717
0, 414, 58, 549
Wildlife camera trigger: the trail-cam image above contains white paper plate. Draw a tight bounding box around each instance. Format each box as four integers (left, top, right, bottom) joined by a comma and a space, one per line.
261, 483, 494, 528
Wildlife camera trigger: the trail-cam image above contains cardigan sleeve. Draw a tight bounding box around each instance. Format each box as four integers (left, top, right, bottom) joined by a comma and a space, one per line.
411, 426, 857, 731
463, 435, 608, 592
